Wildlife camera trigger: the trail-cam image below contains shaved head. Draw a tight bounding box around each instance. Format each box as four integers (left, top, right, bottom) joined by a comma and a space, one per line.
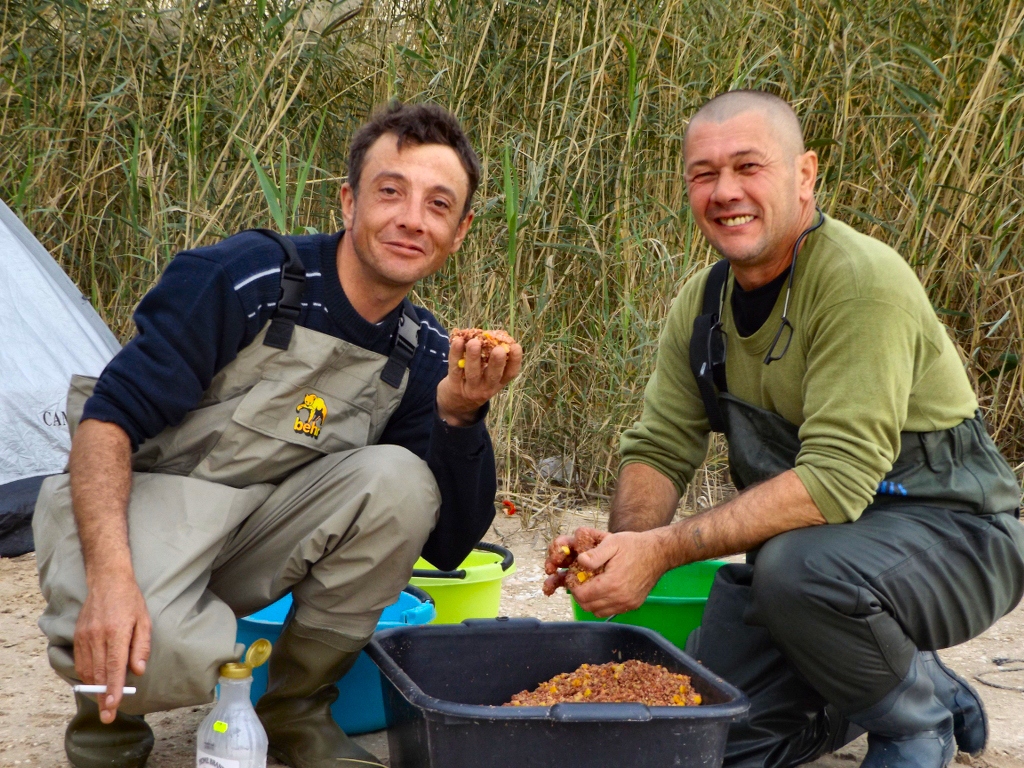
682, 90, 819, 287
686, 90, 805, 158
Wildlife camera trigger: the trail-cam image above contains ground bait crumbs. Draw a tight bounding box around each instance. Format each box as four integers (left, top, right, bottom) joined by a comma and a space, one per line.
504, 660, 704, 707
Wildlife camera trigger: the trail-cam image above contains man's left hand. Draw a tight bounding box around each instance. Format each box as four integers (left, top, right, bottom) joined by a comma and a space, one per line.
436, 335, 523, 426
551, 529, 670, 618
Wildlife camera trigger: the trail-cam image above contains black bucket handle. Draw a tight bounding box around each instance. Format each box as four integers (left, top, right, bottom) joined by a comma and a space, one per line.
411, 541, 514, 580
401, 583, 435, 606
475, 541, 515, 571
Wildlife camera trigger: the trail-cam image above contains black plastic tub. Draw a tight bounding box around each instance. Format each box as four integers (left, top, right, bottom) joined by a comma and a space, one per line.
368, 617, 749, 768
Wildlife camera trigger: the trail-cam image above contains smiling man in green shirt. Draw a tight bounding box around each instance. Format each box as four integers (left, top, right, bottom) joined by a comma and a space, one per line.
546, 92, 1024, 768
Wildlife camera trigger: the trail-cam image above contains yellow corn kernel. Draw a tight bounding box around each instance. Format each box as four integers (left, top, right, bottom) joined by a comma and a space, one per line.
673, 695, 684, 705
584, 689, 591, 697
457, 358, 466, 368
693, 694, 702, 705
572, 678, 582, 686
549, 686, 557, 693
560, 545, 571, 555
512, 701, 522, 707
576, 572, 587, 583
680, 684, 687, 693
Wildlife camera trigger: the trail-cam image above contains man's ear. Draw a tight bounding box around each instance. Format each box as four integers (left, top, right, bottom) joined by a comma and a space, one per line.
340, 182, 356, 231
797, 150, 818, 203
450, 209, 475, 253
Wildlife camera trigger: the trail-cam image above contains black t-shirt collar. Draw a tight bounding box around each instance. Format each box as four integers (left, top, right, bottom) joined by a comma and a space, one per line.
319, 231, 403, 356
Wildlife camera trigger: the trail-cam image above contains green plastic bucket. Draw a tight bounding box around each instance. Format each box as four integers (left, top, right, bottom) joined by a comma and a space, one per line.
572, 559, 726, 650
410, 542, 516, 624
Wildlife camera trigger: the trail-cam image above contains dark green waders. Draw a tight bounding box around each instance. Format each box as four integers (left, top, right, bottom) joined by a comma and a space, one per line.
685, 260, 1024, 768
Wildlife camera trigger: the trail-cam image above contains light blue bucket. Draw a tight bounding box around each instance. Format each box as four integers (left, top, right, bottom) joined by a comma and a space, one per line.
236, 585, 435, 734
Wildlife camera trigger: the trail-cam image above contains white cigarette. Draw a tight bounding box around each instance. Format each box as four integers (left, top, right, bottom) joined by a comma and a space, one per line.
73, 685, 137, 695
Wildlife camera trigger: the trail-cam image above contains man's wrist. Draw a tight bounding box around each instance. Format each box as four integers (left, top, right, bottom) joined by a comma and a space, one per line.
436, 402, 483, 427
84, 551, 136, 589
646, 526, 682, 574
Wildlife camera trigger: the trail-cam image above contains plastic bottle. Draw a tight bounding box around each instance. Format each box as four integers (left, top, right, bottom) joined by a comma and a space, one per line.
196, 639, 272, 768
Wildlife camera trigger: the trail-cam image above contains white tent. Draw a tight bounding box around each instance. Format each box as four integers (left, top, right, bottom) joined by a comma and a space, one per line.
0, 198, 120, 555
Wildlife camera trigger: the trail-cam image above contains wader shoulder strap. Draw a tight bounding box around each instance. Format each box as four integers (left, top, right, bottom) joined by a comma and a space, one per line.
254, 229, 307, 351
380, 299, 421, 388
689, 259, 731, 433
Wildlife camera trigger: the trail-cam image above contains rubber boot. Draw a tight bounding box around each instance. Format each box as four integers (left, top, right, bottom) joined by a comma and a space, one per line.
255, 619, 384, 768
849, 655, 956, 768
65, 693, 154, 768
822, 705, 867, 755
920, 651, 987, 756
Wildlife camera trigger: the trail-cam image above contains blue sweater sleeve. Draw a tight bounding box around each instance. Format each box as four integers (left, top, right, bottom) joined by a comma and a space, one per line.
421, 409, 497, 570
82, 253, 253, 449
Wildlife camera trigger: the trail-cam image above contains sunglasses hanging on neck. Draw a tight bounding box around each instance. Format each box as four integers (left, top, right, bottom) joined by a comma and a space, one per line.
763, 207, 826, 365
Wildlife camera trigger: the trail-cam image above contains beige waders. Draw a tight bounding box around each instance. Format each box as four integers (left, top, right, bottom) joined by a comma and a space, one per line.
34, 308, 441, 716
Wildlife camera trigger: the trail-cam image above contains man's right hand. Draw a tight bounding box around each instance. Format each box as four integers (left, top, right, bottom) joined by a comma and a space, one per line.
69, 419, 147, 724
74, 573, 151, 723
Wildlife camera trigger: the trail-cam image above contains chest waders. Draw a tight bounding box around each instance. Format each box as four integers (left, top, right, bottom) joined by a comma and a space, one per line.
34, 231, 442, 744
685, 259, 1024, 768
111, 229, 420, 487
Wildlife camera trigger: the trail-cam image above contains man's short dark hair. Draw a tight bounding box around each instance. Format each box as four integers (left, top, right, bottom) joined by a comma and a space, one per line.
348, 101, 481, 218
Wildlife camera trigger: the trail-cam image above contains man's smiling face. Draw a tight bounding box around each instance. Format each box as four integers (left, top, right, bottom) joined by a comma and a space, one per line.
341, 133, 473, 291
684, 109, 814, 271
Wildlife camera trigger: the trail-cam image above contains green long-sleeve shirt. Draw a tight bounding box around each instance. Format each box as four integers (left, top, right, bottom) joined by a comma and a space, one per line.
620, 215, 978, 524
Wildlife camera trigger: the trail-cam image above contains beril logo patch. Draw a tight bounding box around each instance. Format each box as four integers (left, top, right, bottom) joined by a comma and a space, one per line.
294, 393, 328, 439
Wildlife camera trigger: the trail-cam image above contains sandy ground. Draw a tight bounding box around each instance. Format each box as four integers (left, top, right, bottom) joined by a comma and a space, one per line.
2, 511, 1023, 768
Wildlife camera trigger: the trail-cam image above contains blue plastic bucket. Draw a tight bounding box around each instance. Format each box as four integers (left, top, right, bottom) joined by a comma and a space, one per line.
236, 585, 435, 735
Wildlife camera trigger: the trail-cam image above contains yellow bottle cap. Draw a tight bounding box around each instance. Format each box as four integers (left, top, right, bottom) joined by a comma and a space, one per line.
218, 662, 253, 679
218, 638, 272, 679
245, 638, 273, 668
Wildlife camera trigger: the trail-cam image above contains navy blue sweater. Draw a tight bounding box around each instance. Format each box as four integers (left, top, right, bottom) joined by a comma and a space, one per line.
83, 230, 496, 570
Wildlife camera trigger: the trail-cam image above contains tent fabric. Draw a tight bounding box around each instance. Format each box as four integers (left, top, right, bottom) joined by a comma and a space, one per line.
0, 197, 120, 555
0, 475, 47, 557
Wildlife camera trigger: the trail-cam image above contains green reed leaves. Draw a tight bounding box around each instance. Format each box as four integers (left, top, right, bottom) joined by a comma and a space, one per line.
2, 0, 1023, 498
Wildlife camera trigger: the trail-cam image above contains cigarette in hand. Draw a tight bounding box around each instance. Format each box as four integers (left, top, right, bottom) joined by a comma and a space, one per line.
72, 685, 137, 695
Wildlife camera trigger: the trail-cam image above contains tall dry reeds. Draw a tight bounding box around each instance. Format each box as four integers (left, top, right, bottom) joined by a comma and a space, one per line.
2, 0, 1022, 500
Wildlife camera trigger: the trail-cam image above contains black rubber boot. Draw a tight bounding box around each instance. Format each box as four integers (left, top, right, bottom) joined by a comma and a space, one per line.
255, 619, 384, 768
849, 655, 955, 768
920, 651, 987, 756
65, 693, 154, 768
822, 705, 867, 755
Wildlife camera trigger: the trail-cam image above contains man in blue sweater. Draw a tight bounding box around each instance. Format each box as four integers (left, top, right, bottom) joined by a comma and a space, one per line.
33, 101, 521, 768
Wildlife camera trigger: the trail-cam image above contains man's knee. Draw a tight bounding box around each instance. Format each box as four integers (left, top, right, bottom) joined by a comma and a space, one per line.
751, 531, 813, 615
119, 600, 240, 715
338, 444, 440, 539
748, 528, 861, 633
348, 443, 437, 487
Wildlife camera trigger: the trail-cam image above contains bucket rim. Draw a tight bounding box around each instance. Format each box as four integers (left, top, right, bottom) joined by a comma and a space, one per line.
411, 542, 516, 584
368, 619, 750, 723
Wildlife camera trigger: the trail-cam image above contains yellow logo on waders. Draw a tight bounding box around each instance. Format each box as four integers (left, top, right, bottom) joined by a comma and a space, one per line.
294, 393, 328, 439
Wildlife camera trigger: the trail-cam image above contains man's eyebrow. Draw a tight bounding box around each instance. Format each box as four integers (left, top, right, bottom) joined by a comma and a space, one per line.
428, 183, 459, 201
686, 148, 767, 171
370, 170, 408, 185
370, 170, 459, 201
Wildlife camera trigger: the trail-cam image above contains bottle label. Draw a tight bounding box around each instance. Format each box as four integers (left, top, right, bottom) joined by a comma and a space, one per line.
197, 751, 241, 768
